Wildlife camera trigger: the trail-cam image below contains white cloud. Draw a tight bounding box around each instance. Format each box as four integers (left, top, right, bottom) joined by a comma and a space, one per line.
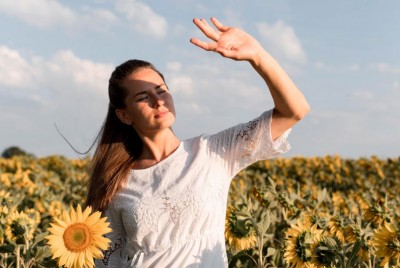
194, 3, 209, 13
170, 60, 273, 140
166, 62, 182, 72
0, 0, 76, 28
0, 46, 38, 88
48, 50, 113, 92
352, 90, 375, 100
256, 20, 307, 64
314, 61, 334, 72
115, 0, 168, 39
88, 8, 117, 23
369, 63, 400, 75
222, 9, 245, 29
165, 62, 193, 95
0, 46, 115, 156
82, 7, 119, 32
353, 80, 400, 113
393, 80, 399, 89
349, 64, 360, 71
168, 76, 193, 95
0, 45, 114, 99
302, 108, 400, 158
0, 0, 121, 33
172, 24, 187, 36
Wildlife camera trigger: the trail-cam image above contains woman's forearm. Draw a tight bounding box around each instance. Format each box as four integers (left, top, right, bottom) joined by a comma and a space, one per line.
250, 49, 310, 120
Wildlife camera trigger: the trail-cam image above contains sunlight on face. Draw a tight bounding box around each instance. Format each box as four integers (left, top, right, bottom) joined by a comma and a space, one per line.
116, 68, 176, 135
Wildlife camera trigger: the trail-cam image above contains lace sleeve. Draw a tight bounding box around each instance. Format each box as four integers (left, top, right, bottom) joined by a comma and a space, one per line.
95, 204, 128, 267
206, 109, 291, 177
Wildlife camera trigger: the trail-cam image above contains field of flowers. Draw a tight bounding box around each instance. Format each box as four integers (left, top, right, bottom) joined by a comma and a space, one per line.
0, 154, 399, 267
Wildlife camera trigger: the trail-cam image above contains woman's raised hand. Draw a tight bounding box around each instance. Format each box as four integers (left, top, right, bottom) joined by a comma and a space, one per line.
190, 17, 264, 63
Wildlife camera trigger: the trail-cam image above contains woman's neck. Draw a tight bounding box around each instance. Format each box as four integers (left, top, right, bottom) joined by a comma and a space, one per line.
134, 128, 180, 168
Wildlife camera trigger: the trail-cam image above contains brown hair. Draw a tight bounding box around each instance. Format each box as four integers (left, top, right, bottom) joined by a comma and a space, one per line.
85, 59, 164, 211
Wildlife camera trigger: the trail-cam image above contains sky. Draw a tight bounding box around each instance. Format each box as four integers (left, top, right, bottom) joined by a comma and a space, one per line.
0, 0, 399, 159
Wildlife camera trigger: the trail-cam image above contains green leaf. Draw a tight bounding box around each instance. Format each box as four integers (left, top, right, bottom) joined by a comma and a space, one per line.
35, 245, 53, 261
347, 240, 361, 266
260, 211, 271, 234
266, 247, 276, 257
33, 232, 49, 247
317, 188, 327, 204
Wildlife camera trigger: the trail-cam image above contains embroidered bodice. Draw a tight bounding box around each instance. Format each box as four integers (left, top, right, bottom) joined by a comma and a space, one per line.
95, 109, 291, 268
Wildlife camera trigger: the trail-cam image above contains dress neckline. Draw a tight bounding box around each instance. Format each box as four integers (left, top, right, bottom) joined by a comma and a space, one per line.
130, 141, 183, 172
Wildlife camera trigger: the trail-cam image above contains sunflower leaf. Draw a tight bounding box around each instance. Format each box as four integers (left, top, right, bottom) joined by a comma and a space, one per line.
33, 232, 49, 247
317, 188, 327, 205
34, 246, 52, 260
266, 247, 276, 257
347, 240, 361, 266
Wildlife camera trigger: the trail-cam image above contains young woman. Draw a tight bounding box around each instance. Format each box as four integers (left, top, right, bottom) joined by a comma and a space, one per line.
90, 17, 310, 267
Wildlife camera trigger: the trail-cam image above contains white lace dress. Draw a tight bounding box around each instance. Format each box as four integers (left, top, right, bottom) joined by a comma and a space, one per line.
95, 109, 291, 268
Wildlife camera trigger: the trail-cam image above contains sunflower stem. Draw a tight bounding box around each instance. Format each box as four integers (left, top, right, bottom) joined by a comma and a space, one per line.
24, 240, 30, 267
16, 245, 20, 268
245, 253, 258, 267
258, 234, 264, 268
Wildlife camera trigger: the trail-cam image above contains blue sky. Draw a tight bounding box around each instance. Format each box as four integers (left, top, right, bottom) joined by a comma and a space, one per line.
1, 0, 399, 158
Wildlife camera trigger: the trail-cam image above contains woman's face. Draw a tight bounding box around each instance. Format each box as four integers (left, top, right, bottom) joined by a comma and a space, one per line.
116, 68, 176, 136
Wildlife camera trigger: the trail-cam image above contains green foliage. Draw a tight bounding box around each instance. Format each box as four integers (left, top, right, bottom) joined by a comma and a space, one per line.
1, 146, 34, 159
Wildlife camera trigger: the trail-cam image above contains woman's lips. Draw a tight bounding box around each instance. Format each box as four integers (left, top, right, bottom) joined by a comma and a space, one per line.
155, 111, 169, 118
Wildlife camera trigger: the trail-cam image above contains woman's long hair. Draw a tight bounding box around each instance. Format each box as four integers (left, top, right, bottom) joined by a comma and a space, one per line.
85, 59, 164, 211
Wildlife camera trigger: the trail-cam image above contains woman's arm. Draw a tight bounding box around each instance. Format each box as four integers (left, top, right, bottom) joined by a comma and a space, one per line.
190, 17, 310, 140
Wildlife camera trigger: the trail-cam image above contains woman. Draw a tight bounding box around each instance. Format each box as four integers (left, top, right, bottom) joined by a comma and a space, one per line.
90, 17, 310, 267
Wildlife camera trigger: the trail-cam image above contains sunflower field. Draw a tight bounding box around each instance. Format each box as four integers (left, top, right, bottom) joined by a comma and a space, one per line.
0, 154, 399, 267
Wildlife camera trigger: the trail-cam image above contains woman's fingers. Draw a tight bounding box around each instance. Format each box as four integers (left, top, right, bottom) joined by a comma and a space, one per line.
190, 38, 217, 51
193, 18, 220, 41
191, 17, 235, 55
210, 17, 229, 32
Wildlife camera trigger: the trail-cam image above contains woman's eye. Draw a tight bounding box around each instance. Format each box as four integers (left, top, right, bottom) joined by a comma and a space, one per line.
136, 96, 148, 102
158, 90, 167, 94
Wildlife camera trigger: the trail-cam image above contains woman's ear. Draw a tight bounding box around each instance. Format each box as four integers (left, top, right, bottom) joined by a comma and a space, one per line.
115, 109, 133, 125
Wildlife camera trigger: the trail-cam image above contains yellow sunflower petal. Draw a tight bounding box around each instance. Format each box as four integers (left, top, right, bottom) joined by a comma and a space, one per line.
85, 211, 103, 226
69, 206, 77, 223
63, 210, 72, 225
54, 217, 68, 228
47, 205, 112, 268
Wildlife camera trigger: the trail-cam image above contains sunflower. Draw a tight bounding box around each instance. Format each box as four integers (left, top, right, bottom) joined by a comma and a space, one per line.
225, 206, 257, 253
343, 224, 371, 262
0, 173, 11, 187
49, 200, 65, 218
327, 215, 345, 244
311, 237, 338, 268
0, 205, 9, 216
0, 226, 5, 244
46, 204, 112, 268
303, 212, 326, 230
373, 221, 400, 267
331, 192, 349, 215
357, 236, 371, 262
284, 221, 322, 268
363, 202, 390, 226
24, 208, 41, 225
0, 190, 12, 220
5, 210, 36, 244
344, 224, 360, 244
354, 193, 369, 211
0, 189, 11, 200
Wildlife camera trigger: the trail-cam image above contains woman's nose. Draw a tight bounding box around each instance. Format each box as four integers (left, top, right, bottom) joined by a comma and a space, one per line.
150, 94, 164, 107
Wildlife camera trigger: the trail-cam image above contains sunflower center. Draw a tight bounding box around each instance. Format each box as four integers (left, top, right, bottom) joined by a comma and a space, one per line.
63, 223, 91, 252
